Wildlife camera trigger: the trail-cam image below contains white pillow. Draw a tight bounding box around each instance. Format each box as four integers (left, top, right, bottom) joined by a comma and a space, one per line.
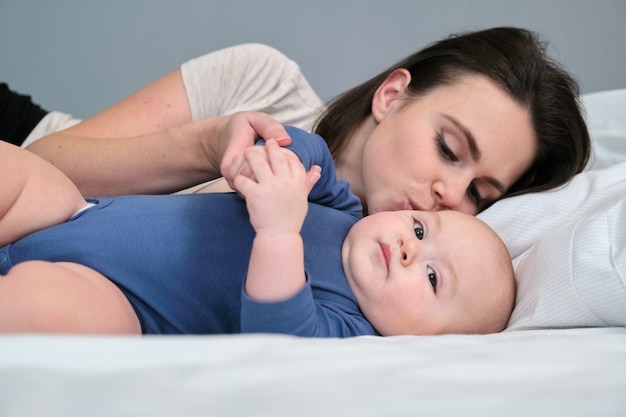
478, 88, 626, 330
505, 173, 626, 330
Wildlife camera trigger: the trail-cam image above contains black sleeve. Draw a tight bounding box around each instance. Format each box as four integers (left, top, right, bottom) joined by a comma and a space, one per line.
0, 83, 49, 146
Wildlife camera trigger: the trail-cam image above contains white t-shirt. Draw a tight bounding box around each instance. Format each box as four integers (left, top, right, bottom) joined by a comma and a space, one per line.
181, 43, 325, 130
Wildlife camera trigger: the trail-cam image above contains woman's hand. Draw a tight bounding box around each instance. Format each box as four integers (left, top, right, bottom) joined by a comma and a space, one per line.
213, 112, 292, 190
212, 111, 321, 196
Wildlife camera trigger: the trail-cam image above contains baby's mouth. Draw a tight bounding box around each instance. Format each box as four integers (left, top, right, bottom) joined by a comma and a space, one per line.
381, 243, 392, 270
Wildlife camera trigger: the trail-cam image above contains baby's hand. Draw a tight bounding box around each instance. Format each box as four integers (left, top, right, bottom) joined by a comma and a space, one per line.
234, 140, 320, 235
226, 144, 321, 197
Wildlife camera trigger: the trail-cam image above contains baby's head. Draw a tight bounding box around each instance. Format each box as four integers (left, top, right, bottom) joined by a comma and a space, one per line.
341, 210, 515, 335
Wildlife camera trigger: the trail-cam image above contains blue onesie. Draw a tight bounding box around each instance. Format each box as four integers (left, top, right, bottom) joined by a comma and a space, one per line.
0, 127, 378, 337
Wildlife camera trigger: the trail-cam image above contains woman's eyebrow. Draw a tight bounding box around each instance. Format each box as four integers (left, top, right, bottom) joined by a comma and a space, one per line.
444, 114, 481, 161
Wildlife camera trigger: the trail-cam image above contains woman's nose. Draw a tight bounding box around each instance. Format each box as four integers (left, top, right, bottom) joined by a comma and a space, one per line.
432, 176, 471, 209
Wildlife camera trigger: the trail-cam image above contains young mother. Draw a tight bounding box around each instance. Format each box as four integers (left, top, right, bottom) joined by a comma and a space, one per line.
18, 26, 590, 215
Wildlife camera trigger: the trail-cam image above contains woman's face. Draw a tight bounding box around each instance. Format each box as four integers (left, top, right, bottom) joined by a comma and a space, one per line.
360, 72, 536, 215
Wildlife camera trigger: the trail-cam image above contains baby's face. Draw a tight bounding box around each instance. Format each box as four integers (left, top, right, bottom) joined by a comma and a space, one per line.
341, 210, 514, 336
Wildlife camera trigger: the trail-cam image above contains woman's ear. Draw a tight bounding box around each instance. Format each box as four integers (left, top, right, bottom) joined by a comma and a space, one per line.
371, 68, 412, 123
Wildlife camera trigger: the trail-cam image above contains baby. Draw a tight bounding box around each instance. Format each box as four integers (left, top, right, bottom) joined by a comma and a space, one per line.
0, 127, 515, 336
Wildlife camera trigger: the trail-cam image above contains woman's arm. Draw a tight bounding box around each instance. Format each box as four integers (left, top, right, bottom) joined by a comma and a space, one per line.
25, 44, 322, 197
25, 69, 194, 196
27, 68, 290, 196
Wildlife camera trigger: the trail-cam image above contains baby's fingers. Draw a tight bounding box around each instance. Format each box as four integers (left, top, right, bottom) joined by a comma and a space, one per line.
232, 174, 257, 199
305, 165, 322, 193
265, 139, 306, 179
242, 143, 274, 182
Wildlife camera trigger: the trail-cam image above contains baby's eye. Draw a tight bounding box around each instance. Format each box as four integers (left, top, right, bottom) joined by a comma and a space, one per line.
427, 267, 437, 291
413, 222, 424, 240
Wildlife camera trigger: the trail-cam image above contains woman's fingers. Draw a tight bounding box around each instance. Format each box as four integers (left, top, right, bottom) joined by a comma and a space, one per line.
220, 112, 290, 180
245, 113, 292, 146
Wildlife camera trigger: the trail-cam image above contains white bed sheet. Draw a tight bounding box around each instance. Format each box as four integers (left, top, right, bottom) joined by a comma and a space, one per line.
1, 327, 625, 417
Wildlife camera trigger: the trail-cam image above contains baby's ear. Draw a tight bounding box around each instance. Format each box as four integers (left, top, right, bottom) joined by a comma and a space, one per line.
371, 68, 412, 123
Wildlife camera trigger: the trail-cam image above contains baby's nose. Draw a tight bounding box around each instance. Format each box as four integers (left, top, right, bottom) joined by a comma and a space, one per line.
399, 238, 418, 267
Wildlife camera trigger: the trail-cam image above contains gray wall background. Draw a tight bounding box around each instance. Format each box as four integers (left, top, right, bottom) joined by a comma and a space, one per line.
1, 0, 625, 119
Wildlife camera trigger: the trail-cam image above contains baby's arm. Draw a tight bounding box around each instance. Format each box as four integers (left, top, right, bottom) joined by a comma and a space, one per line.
234, 139, 319, 301
0, 141, 86, 247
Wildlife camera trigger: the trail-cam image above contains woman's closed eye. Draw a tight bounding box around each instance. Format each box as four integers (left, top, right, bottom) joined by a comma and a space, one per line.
467, 183, 483, 209
435, 132, 458, 162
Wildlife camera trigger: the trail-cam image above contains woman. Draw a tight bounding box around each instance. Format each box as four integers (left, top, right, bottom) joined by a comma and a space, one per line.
10, 27, 591, 214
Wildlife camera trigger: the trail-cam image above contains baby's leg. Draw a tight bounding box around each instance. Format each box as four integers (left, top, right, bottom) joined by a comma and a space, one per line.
0, 141, 87, 247
0, 261, 141, 334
